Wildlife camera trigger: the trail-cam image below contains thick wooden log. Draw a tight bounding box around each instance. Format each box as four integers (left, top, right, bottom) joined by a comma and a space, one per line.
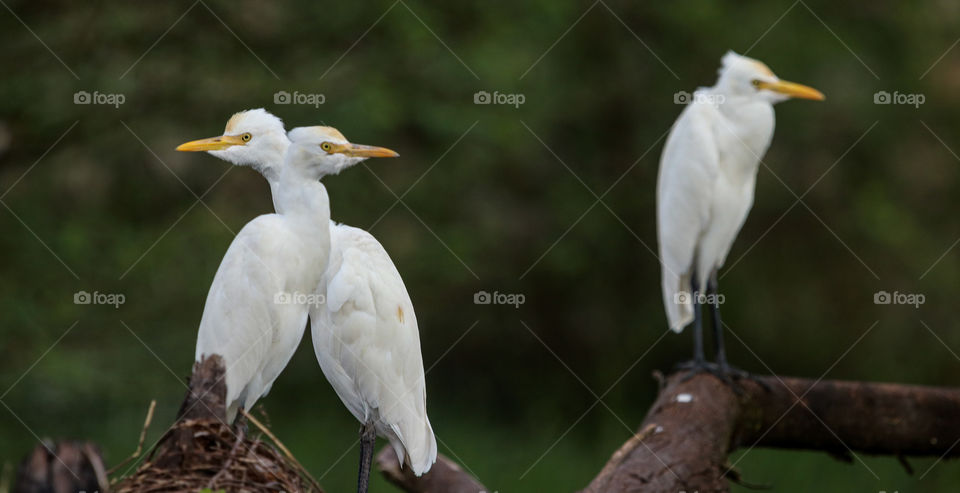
584, 372, 960, 493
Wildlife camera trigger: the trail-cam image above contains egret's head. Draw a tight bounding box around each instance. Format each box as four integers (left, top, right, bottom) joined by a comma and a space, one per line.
716, 51, 824, 103
176, 109, 288, 176
284, 126, 398, 180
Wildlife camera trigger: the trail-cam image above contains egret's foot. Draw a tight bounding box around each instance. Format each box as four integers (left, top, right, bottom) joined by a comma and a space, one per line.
674, 359, 734, 385
232, 410, 249, 435
720, 364, 772, 392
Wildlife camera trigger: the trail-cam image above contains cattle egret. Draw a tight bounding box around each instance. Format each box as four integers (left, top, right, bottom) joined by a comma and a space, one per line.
657, 51, 824, 377
312, 222, 437, 492
282, 127, 435, 493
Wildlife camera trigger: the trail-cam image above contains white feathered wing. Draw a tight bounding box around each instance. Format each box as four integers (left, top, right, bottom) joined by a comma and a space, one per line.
310, 222, 437, 475
657, 100, 721, 333
195, 215, 312, 422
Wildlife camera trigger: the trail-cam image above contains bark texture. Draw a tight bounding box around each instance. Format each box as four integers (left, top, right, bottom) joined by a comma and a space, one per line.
584, 372, 960, 493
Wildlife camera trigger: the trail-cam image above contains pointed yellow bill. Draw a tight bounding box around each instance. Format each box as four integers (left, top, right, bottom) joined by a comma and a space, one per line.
176, 135, 247, 152
756, 80, 825, 100
329, 143, 399, 158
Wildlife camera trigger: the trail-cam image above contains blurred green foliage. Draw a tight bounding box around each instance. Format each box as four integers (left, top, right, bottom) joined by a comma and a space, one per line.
2, 0, 959, 491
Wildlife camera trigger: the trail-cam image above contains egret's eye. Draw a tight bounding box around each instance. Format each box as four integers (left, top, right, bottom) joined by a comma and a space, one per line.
240, 132, 252, 142
751, 80, 762, 88
320, 142, 333, 153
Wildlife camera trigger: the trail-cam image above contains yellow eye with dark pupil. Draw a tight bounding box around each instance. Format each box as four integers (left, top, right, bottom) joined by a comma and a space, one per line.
241, 133, 252, 142
321, 142, 332, 152
751, 80, 762, 87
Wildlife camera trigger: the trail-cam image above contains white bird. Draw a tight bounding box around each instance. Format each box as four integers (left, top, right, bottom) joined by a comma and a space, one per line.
280, 127, 437, 492
312, 221, 438, 491
177, 109, 312, 422
657, 51, 823, 374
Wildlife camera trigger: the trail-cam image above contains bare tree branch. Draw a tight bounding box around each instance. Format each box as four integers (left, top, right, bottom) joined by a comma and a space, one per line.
584, 372, 960, 493
377, 447, 489, 493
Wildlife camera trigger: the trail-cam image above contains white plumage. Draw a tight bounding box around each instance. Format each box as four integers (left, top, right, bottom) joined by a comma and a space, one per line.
195, 212, 326, 421
179, 110, 328, 422
181, 113, 433, 485
657, 51, 824, 334
311, 221, 437, 474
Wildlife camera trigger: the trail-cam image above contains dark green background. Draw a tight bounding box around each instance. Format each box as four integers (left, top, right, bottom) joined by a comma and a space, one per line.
2, 1, 958, 491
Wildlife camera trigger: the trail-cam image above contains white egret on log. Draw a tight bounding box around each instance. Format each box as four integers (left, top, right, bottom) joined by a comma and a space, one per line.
657, 52, 824, 377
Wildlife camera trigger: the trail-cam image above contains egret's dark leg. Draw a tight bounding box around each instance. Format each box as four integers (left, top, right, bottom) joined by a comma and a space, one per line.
357, 421, 377, 493
707, 272, 729, 371
676, 273, 714, 379
706, 273, 770, 391
691, 274, 705, 364
233, 406, 249, 435
677, 271, 740, 387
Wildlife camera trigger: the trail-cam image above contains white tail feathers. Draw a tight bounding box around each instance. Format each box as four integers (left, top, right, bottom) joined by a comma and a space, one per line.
662, 270, 693, 333
389, 417, 437, 476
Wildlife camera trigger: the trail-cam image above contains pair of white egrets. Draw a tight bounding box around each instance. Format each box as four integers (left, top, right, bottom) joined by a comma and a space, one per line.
176, 113, 436, 492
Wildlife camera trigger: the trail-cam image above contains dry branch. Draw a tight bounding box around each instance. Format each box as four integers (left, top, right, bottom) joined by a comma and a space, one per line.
377, 447, 489, 493
584, 372, 960, 493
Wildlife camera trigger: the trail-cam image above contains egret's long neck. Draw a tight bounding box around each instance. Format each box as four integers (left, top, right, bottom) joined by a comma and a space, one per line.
273, 167, 331, 229
268, 179, 283, 213
264, 141, 291, 213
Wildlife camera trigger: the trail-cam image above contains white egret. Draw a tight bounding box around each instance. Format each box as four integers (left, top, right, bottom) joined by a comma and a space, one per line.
312, 221, 438, 492
657, 51, 824, 376
283, 127, 436, 492
177, 109, 310, 423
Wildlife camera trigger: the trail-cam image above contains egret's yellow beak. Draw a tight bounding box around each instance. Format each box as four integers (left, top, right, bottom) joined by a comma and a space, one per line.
176, 135, 247, 152
330, 143, 399, 158
757, 80, 825, 101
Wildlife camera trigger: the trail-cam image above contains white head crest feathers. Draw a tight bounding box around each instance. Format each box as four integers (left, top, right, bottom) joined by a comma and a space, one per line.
288, 126, 348, 145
